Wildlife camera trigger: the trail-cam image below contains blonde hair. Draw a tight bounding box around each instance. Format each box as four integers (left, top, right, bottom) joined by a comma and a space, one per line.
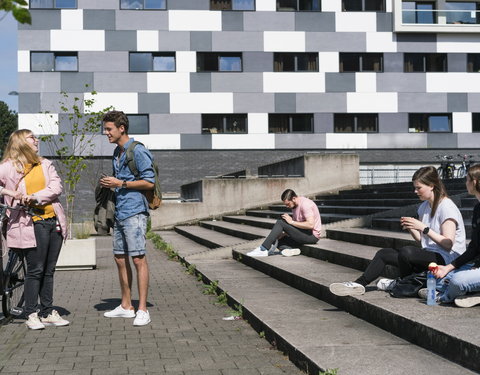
1, 129, 41, 172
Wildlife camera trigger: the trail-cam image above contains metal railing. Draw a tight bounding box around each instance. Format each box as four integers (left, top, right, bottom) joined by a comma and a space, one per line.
360, 167, 419, 185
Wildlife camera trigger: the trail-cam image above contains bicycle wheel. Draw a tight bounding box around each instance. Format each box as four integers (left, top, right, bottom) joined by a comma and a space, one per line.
437, 166, 445, 179
457, 166, 466, 178
2, 251, 26, 318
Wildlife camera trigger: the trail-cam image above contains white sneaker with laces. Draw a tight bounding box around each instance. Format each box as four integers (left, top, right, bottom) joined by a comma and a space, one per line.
25, 312, 45, 330
133, 310, 151, 326
246, 247, 268, 257
41, 310, 70, 327
376, 278, 397, 292
104, 305, 136, 318
455, 293, 480, 308
281, 248, 301, 257
329, 281, 366, 296
418, 288, 439, 301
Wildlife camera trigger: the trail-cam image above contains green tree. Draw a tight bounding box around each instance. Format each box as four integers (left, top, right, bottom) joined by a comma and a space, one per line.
0, 0, 32, 24
0, 101, 18, 158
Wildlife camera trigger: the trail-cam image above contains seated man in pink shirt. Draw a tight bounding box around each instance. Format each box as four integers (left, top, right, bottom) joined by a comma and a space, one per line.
247, 189, 322, 257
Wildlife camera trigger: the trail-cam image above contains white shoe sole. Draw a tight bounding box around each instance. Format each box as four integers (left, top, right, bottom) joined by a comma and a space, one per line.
246, 251, 268, 257
26, 324, 45, 330
454, 295, 480, 308
133, 318, 151, 326
104, 311, 136, 318
42, 321, 70, 327
329, 283, 365, 296
281, 248, 301, 257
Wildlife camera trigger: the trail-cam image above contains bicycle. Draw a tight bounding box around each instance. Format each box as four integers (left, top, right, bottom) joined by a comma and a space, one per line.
456, 154, 475, 178
436, 155, 455, 179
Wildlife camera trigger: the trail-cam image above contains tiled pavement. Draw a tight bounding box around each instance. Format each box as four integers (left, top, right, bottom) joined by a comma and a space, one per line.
0, 238, 303, 375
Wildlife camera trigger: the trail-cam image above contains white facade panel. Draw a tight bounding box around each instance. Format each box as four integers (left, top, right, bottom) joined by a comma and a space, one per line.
147, 72, 190, 93
137, 31, 159, 51
168, 10, 222, 31
61, 10, 83, 30
366, 32, 397, 52
170, 93, 233, 113
319, 52, 339, 73
355, 73, 377, 93
212, 134, 275, 149
326, 133, 368, 149
133, 134, 181, 149
50, 30, 105, 51
263, 73, 325, 93
453, 112, 472, 133
322, 0, 342, 11
264, 32, 305, 52
255, 0, 276, 11
437, 35, 480, 53
248, 113, 269, 134
18, 50, 30, 72
176, 51, 197, 73
347, 92, 398, 112
84, 92, 138, 113
427, 73, 480, 93
335, 13, 377, 32
386, 0, 393, 12
19, 113, 59, 135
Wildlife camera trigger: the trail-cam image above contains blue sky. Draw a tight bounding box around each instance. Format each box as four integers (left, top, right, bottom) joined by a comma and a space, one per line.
0, 12, 18, 112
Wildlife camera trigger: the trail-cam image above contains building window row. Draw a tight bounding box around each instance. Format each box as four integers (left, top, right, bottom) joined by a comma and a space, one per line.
402, 1, 480, 25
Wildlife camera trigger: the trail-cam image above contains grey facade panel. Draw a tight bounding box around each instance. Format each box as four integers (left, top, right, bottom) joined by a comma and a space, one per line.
379, 113, 409, 133
457, 133, 480, 148
314, 113, 333, 133
190, 73, 212, 92
325, 73, 355, 93
190, 32, 212, 51
275, 134, 326, 149
105, 30, 137, 51
396, 33, 437, 52
275, 93, 296, 113
377, 73, 426, 92
233, 93, 275, 113
61, 72, 94, 92
376, 12, 393, 32
18, 10, 60, 30
168, 0, 209, 9
448, 54, 467, 73
88, 136, 116, 157
40, 92, 82, 113
212, 32, 263, 51
296, 93, 347, 113
138, 93, 170, 113
243, 52, 273, 72
78, 0, 118, 9
448, 93, 468, 113
222, 12, 244, 31
18, 93, 41, 113
468, 94, 480, 111
181, 134, 212, 149
294, 13, 335, 32
306, 32, 366, 52
79, 52, 129, 72
243, 12, 295, 31
211, 73, 263, 93
398, 93, 447, 112
159, 32, 191, 51
427, 133, 458, 148
150, 114, 201, 134
115, 10, 169, 30
367, 133, 428, 148
18, 30, 51, 51
93, 72, 147, 92
19, 73, 61, 93
383, 53, 404, 73
83, 10, 116, 30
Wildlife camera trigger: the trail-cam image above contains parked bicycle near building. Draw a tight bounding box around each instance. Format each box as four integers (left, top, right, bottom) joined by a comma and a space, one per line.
457, 154, 476, 178
436, 155, 456, 179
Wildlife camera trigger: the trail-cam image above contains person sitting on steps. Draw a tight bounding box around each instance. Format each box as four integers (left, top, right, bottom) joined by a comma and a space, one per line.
247, 189, 322, 257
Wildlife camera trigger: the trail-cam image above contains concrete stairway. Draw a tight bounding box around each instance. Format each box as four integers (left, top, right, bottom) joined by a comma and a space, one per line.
159, 178, 479, 375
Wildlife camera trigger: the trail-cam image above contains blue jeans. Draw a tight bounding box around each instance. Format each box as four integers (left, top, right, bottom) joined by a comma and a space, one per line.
437, 264, 480, 303
113, 213, 148, 257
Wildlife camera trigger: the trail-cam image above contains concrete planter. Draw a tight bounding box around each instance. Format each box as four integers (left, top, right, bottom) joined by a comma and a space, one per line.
56, 238, 97, 270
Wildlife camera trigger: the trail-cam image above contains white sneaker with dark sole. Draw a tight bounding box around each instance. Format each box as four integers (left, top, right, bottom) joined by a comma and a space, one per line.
329, 282, 366, 296
455, 293, 480, 308
281, 248, 301, 257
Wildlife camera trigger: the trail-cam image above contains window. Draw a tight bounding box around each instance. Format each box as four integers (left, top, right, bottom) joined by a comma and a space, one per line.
31, 52, 78, 72
30, 0, 76, 8
404, 53, 447, 72
408, 114, 451, 132
334, 114, 378, 133
127, 115, 149, 134
445, 2, 480, 24
211, 0, 255, 10
342, 0, 385, 11
274, 53, 318, 72
120, 0, 166, 9
473, 113, 480, 132
339, 53, 383, 72
468, 54, 480, 72
269, 114, 313, 133
202, 114, 247, 134
129, 52, 175, 72
277, 0, 321, 11
402, 1, 436, 24
197, 53, 242, 72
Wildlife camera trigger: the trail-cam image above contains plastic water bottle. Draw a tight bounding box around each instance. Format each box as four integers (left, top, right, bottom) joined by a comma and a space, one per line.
427, 272, 437, 306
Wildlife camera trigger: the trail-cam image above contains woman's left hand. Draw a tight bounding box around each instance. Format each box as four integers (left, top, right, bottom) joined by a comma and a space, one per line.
400, 216, 425, 232
22, 194, 37, 205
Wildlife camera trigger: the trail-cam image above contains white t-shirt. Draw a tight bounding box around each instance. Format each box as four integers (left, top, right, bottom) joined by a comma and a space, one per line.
417, 198, 466, 264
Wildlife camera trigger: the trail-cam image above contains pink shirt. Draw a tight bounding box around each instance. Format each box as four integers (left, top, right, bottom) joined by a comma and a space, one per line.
292, 196, 322, 239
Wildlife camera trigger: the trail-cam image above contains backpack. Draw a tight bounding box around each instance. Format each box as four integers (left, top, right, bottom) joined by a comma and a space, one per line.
389, 272, 427, 298
125, 141, 162, 210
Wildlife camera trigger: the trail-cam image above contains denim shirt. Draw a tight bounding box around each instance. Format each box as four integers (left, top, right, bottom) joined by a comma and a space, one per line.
113, 138, 155, 221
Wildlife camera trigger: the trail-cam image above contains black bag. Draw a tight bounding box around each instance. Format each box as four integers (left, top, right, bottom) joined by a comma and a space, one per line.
389, 272, 427, 298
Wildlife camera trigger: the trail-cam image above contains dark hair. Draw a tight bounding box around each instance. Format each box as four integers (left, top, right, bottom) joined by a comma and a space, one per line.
467, 164, 480, 194
102, 110, 129, 134
412, 166, 448, 217
281, 189, 297, 201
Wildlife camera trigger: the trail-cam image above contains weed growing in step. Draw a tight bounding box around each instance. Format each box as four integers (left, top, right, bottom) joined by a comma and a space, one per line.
259, 331, 265, 339
146, 231, 178, 260
228, 302, 243, 318
203, 280, 219, 295
216, 291, 228, 306
186, 263, 196, 275
197, 273, 203, 282
319, 369, 338, 375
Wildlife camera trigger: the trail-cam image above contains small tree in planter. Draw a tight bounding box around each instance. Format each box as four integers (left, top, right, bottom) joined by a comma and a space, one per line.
39, 89, 112, 238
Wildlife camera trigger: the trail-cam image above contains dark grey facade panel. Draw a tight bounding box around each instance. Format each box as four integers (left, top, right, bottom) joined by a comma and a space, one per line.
296, 93, 347, 113
448, 53, 467, 73
18, 93, 41, 113
105, 30, 137, 51
275, 133, 326, 149
18, 30, 51, 50
396, 33, 437, 52
159, 31, 191, 51
190, 32, 213, 51
448, 93, 468, 113
150, 114, 201, 134
180, 134, 212, 149
243, 52, 273, 72
398, 93, 447, 113
306, 32, 366, 52
457, 133, 480, 148
233, 93, 275, 113
83, 10, 116, 30
325, 73, 356, 93
138, 93, 170, 114
94, 72, 147, 92
427, 133, 458, 148
314, 113, 334, 133
18, 10, 61, 30
377, 73, 426, 92
114, 10, 169, 30
60, 72, 94, 92
222, 12, 244, 31
383, 53, 404, 73
468, 94, 480, 111
376, 12, 393, 32
190, 73, 212, 92
168, 0, 209, 10
294, 13, 336, 32
378, 113, 409, 133
243, 11, 295, 31
275, 93, 296, 113
211, 72, 263, 93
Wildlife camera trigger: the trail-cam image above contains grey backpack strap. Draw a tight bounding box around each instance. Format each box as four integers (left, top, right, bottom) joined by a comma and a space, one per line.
125, 141, 142, 179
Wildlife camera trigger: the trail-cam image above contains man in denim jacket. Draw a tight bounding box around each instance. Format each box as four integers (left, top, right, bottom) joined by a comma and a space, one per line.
100, 111, 155, 326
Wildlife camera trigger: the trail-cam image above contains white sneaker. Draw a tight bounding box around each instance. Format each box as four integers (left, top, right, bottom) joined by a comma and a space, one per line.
246, 247, 268, 257
376, 278, 396, 292
418, 288, 440, 302
41, 310, 69, 327
454, 293, 480, 308
25, 312, 45, 330
281, 248, 301, 257
133, 310, 151, 326
329, 282, 365, 296
104, 305, 136, 318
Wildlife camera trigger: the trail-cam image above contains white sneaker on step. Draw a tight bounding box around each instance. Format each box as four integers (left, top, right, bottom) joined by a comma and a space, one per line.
329, 281, 365, 296
246, 247, 268, 257
281, 248, 301, 257
376, 278, 396, 292
455, 293, 480, 308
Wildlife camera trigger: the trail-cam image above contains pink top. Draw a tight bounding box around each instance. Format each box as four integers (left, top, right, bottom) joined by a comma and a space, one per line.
0, 158, 68, 248
292, 196, 322, 239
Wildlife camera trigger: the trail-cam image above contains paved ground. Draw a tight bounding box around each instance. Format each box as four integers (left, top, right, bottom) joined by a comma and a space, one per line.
0, 238, 303, 375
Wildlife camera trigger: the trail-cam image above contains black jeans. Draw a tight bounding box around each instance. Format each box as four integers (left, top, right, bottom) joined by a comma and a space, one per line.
261, 219, 318, 250
20, 218, 63, 317
355, 245, 446, 286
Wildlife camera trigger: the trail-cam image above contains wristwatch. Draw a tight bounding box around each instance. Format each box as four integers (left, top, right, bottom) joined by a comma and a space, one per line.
423, 227, 430, 235
122, 180, 127, 189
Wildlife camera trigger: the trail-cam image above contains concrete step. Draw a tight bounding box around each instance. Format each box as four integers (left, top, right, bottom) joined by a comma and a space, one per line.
371, 218, 472, 238
232, 245, 480, 374
316, 205, 397, 215
174, 225, 247, 248
223, 215, 278, 228
199, 220, 270, 241
326, 227, 416, 249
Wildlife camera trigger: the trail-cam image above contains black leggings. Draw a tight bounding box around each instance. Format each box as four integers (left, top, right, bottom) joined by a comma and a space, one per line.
261, 219, 318, 250
355, 245, 446, 286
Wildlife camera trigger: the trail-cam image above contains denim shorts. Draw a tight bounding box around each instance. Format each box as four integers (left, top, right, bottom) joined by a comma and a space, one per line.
113, 213, 148, 257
